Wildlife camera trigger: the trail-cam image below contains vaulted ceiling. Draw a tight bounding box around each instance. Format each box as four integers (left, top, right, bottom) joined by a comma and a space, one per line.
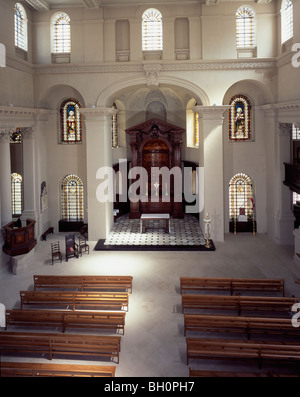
24, 0, 272, 12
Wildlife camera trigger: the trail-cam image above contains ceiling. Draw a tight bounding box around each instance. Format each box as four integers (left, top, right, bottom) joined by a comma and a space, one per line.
24, 0, 271, 12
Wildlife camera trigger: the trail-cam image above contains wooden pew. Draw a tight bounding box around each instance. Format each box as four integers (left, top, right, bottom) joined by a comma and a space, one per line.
186, 337, 300, 368
180, 277, 285, 296
41, 227, 54, 241
33, 275, 133, 293
0, 332, 121, 363
5, 309, 126, 334
20, 291, 129, 311
184, 314, 300, 338
188, 368, 300, 377
181, 294, 298, 315
0, 362, 116, 377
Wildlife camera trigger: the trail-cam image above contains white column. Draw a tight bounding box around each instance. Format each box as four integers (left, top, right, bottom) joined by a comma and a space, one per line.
0, 129, 12, 227
81, 107, 116, 241
21, 127, 38, 225
277, 122, 295, 244
195, 106, 230, 242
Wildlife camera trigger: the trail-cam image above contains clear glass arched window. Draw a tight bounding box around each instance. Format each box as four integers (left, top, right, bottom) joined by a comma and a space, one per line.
14, 3, 27, 51
61, 174, 84, 221
60, 98, 82, 143
236, 7, 255, 48
281, 0, 293, 44
142, 8, 163, 51
229, 173, 254, 221
52, 12, 71, 53
11, 173, 23, 216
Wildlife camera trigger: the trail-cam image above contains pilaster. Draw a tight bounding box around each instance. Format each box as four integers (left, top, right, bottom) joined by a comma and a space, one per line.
80, 107, 117, 241
195, 105, 230, 242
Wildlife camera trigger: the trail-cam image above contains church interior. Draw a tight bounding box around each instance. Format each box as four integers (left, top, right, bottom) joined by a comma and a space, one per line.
1, 0, 300, 378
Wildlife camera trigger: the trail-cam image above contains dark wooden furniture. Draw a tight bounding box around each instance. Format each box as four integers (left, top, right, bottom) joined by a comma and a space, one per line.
0, 332, 121, 363
33, 275, 133, 293
5, 309, 126, 335
183, 314, 300, 338
51, 242, 62, 265
186, 338, 300, 368
2, 219, 36, 256
180, 277, 285, 296
0, 362, 116, 377
126, 118, 184, 219
229, 220, 257, 233
188, 368, 300, 378
181, 294, 298, 315
65, 233, 78, 261
78, 235, 89, 256
59, 220, 84, 232
41, 227, 54, 241
20, 290, 129, 311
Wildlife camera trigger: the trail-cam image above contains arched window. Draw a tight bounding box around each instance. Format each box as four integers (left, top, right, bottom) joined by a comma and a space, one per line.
236, 6, 255, 48
52, 12, 71, 53
229, 95, 252, 141
60, 99, 82, 143
281, 0, 293, 44
61, 174, 84, 221
112, 103, 118, 148
229, 173, 254, 221
14, 3, 27, 51
142, 8, 163, 51
11, 173, 23, 216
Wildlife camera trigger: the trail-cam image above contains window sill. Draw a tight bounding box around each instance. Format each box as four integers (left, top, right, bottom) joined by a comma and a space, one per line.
237, 47, 257, 58
52, 53, 70, 64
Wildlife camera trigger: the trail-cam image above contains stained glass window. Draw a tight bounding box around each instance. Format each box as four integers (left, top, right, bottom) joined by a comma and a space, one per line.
14, 3, 27, 51
281, 0, 293, 43
61, 174, 84, 221
194, 109, 199, 148
112, 103, 118, 148
11, 173, 22, 216
236, 7, 255, 48
52, 13, 71, 53
60, 99, 82, 143
229, 173, 254, 221
10, 128, 22, 144
142, 8, 163, 51
229, 95, 252, 141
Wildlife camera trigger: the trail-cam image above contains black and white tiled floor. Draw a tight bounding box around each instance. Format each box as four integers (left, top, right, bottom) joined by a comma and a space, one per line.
104, 214, 206, 246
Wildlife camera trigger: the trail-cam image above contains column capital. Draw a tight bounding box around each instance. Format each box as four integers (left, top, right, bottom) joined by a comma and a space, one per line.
0, 129, 12, 142
278, 122, 292, 136
22, 127, 36, 139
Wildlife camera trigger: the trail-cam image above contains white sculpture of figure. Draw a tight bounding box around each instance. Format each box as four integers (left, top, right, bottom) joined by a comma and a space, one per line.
204, 213, 211, 248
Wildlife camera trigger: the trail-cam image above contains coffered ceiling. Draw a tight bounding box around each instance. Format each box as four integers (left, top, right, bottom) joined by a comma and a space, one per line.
24, 0, 272, 12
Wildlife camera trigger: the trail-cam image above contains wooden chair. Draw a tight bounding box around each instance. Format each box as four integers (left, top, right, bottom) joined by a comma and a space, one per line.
65, 234, 78, 262
78, 235, 89, 256
51, 242, 62, 265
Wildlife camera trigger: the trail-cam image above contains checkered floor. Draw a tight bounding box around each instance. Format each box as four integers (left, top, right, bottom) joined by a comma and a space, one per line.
104, 214, 206, 246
